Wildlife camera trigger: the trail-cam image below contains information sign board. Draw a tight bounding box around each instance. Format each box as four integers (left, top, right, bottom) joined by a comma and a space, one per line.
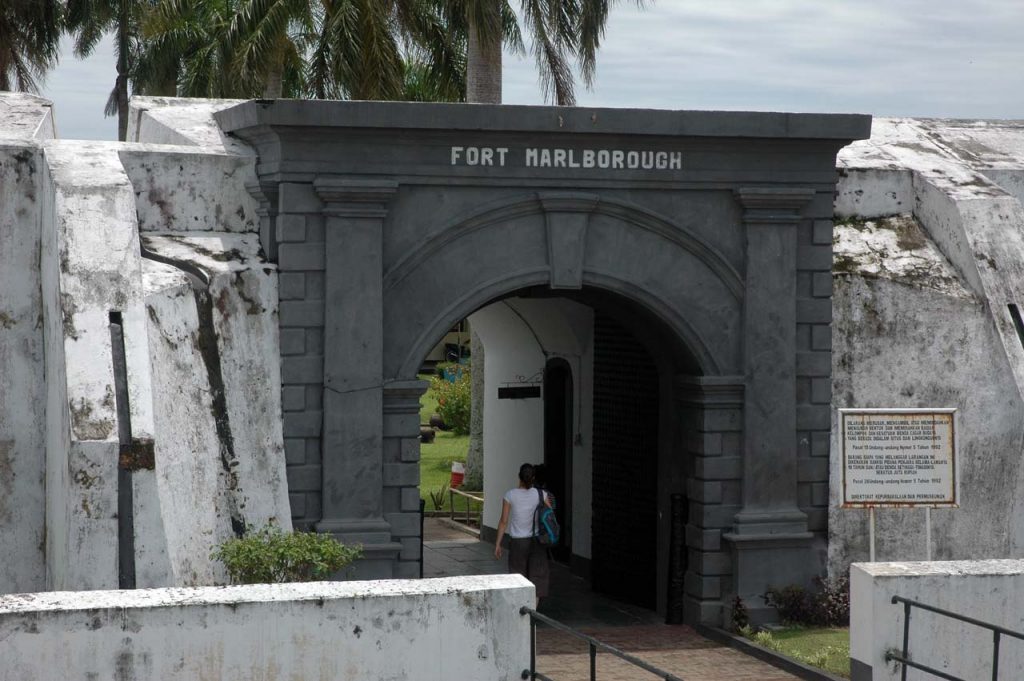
840, 408, 958, 508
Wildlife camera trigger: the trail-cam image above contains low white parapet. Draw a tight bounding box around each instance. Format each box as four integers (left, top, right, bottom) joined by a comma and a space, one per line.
851, 559, 1024, 680
0, 575, 533, 680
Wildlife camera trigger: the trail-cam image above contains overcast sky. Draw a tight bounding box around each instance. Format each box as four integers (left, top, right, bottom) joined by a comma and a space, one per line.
39, 0, 1024, 140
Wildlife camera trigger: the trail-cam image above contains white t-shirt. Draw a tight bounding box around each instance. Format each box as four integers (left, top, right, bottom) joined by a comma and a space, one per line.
503, 487, 548, 538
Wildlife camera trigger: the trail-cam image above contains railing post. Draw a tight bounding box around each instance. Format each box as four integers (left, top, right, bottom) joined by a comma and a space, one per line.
901, 600, 911, 681
589, 642, 596, 681
530, 613, 537, 680
992, 630, 1001, 681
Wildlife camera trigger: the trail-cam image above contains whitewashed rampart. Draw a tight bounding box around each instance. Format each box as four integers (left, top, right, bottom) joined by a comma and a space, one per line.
850, 560, 1024, 680
830, 119, 1024, 577
0, 95, 288, 594
0, 575, 533, 681
0, 95, 56, 593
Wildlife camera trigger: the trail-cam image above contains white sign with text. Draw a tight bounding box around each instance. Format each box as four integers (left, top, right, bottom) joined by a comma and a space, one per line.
841, 408, 958, 508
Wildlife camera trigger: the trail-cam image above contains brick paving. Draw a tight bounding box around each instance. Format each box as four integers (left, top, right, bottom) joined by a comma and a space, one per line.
423, 519, 801, 681
534, 625, 799, 681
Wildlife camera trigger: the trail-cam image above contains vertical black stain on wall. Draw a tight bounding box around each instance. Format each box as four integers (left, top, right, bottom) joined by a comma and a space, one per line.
140, 243, 246, 537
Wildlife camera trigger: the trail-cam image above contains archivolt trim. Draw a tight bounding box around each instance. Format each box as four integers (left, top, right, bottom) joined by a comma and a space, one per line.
581, 271, 723, 375
383, 192, 744, 301
395, 267, 550, 379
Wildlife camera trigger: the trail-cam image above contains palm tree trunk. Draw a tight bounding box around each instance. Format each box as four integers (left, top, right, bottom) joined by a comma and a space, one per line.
116, 74, 129, 141
262, 63, 283, 99
466, 11, 502, 104
116, 0, 130, 141
464, 330, 485, 490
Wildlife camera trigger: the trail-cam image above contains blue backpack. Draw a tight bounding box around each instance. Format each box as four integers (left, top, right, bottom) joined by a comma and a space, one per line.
534, 488, 560, 546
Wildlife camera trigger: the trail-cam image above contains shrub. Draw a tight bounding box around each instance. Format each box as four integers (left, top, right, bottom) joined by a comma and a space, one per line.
428, 483, 449, 511
763, 575, 850, 627
430, 363, 471, 435
730, 595, 749, 632
212, 525, 362, 584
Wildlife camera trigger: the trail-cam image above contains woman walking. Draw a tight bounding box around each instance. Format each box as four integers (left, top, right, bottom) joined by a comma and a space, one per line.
494, 463, 552, 603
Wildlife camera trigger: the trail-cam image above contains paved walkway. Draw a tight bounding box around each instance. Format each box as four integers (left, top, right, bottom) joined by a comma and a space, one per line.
423, 518, 800, 681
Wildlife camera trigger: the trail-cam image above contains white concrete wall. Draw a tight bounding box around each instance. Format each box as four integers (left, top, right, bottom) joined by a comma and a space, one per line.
850, 560, 1024, 681
127, 97, 252, 157
119, 146, 258, 234
0, 93, 55, 141
41, 140, 155, 590
142, 234, 290, 586
10, 119, 288, 592
471, 297, 594, 558
831, 119, 1024, 578
0, 95, 59, 594
0, 575, 533, 681
0, 144, 47, 593
829, 216, 1024, 574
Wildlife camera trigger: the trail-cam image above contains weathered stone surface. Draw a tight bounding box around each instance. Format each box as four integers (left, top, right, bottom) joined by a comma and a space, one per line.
0, 144, 46, 593
0, 575, 533, 681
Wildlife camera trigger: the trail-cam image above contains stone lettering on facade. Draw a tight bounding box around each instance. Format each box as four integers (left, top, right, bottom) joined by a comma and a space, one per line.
841, 409, 958, 507
452, 146, 682, 170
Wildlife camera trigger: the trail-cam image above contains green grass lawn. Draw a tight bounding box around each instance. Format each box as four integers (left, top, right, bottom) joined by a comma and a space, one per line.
417, 373, 480, 516
748, 627, 850, 678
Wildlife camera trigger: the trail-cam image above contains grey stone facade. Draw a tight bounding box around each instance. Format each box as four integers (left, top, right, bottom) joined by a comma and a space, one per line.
216, 100, 869, 623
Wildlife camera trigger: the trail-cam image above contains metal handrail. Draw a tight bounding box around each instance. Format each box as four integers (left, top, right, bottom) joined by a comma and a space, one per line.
519, 607, 684, 681
885, 595, 1024, 681
448, 488, 483, 526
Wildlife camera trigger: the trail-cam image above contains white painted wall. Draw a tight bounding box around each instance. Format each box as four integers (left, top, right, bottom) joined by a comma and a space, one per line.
0, 144, 47, 593
471, 297, 594, 558
40, 140, 153, 590
0, 96, 59, 594
3, 117, 288, 592
142, 234, 291, 586
851, 560, 1024, 680
0, 575, 533, 681
831, 120, 1024, 578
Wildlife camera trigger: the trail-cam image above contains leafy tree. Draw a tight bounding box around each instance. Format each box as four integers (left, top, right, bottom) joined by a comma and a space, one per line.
0, 0, 62, 93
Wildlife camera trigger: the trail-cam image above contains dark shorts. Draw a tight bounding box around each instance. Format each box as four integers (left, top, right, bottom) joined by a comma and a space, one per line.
507, 537, 549, 598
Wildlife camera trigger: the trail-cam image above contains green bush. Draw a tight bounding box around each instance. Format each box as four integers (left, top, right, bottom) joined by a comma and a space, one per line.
430, 363, 471, 435
764, 575, 850, 627
212, 525, 362, 584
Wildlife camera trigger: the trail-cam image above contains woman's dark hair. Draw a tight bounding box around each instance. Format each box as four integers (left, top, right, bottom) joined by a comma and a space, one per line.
518, 463, 536, 487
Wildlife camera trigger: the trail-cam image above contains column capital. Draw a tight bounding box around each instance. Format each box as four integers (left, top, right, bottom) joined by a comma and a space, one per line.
313, 177, 398, 217
244, 179, 280, 216
733, 187, 816, 224
383, 379, 429, 415
674, 374, 744, 408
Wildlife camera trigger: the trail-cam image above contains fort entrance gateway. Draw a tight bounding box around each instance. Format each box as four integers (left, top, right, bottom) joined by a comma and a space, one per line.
217, 101, 870, 624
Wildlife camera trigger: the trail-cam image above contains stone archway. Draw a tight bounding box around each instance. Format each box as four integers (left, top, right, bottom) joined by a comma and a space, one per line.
218, 100, 869, 625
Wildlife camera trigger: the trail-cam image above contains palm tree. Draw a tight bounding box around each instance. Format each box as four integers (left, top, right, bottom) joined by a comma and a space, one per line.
65, 0, 151, 140
0, 0, 62, 93
135, 0, 262, 99
451, 0, 646, 105
228, 0, 463, 101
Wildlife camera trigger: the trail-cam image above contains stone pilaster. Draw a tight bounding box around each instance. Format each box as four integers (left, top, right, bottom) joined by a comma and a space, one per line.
383, 379, 428, 579
675, 375, 745, 626
314, 177, 400, 578
725, 187, 817, 621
